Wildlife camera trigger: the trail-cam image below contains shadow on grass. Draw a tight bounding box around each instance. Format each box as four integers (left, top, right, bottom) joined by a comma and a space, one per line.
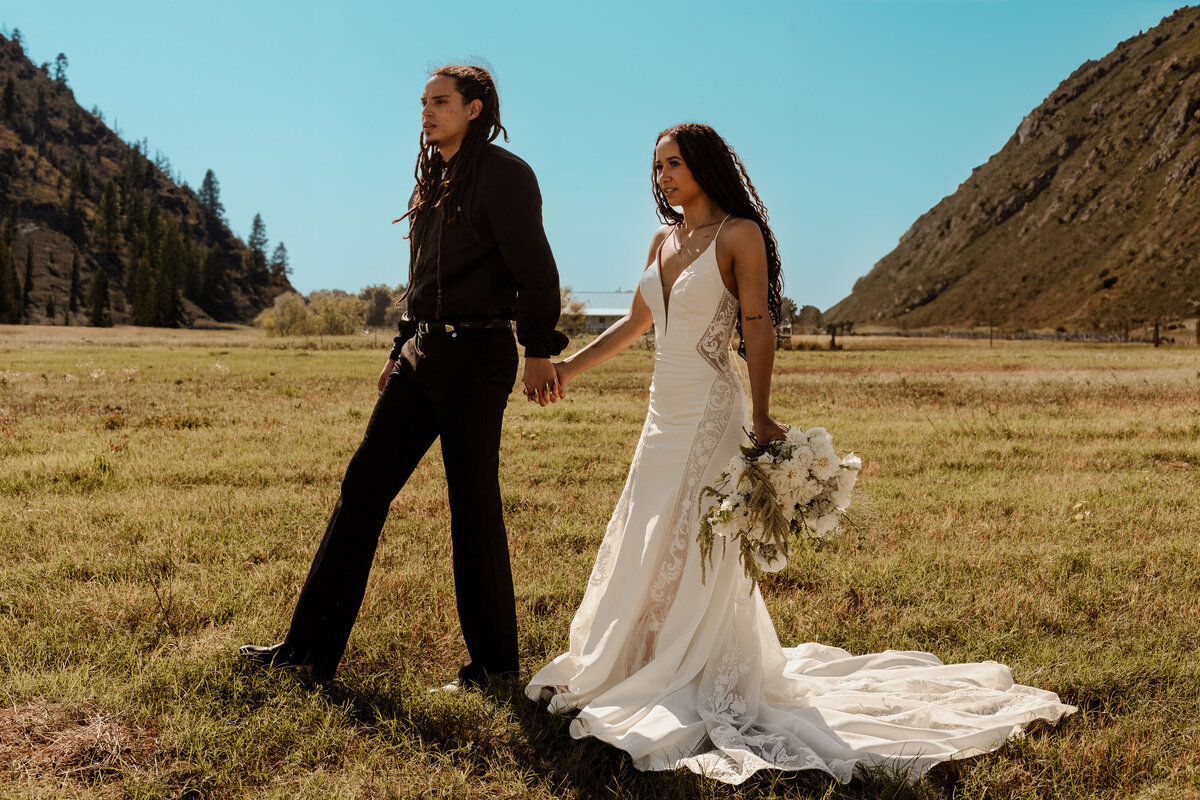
320, 672, 959, 800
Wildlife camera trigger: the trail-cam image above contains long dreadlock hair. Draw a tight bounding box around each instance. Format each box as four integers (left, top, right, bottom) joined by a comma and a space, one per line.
397, 64, 507, 318
651, 123, 784, 359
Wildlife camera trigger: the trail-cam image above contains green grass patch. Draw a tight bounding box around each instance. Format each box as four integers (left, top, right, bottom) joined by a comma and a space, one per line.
1, 326, 1198, 797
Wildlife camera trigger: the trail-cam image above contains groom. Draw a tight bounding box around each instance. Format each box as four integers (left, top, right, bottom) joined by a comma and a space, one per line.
241, 64, 567, 687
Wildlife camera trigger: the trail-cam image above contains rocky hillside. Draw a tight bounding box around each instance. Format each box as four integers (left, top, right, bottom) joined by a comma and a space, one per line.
0, 31, 293, 326
826, 6, 1200, 332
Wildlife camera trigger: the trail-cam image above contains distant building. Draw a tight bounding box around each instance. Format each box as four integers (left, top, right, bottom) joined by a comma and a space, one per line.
574, 291, 637, 334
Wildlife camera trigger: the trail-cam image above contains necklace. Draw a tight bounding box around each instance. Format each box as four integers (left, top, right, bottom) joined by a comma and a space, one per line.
672, 213, 723, 263
678, 212, 722, 235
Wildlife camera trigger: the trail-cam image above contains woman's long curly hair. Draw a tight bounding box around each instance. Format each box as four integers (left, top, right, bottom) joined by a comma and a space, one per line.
399, 64, 506, 317
651, 123, 783, 358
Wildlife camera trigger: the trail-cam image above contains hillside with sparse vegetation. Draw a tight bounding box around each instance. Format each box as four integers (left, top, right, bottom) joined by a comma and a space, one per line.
0, 27, 295, 327
827, 6, 1200, 335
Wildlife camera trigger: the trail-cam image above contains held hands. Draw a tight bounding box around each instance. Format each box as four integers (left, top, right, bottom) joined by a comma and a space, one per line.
753, 415, 789, 443
523, 357, 562, 407
377, 358, 397, 393
552, 362, 571, 398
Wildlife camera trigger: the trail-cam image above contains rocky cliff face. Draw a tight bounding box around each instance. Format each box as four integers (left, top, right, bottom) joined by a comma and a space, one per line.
0, 32, 293, 325
826, 6, 1200, 331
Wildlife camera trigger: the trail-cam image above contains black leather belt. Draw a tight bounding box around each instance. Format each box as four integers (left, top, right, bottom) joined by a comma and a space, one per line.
416, 319, 512, 334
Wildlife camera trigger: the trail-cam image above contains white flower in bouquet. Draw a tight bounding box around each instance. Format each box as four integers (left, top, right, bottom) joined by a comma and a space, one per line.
697, 425, 863, 587
784, 427, 808, 446
805, 427, 833, 450
810, 451, 839, 482
788, 446, 814, 472
749, 542, 787, 574
830, 459, 860, 510
812, 513, 839, 539
779, 463, 805, 494
791, 477, 821, 506
724, 457, 749, 492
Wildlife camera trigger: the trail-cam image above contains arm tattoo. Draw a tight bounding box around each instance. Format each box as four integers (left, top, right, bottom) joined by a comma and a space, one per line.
743, 314, 765, 321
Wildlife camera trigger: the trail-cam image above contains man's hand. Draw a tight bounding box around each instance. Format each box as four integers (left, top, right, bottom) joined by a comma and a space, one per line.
522, 357, 561, 407
377, 359, 397, 393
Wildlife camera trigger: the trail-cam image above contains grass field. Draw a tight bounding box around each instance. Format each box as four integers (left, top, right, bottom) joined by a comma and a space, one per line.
1, 325, 1198, 799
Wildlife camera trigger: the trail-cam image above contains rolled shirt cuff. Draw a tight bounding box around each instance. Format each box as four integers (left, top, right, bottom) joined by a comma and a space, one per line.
522, 330, 569, 360
388, 320, 419, 361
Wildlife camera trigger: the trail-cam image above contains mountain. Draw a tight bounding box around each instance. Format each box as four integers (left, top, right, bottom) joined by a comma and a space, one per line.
826, 6, 1200, 332
0, 30, 294, 326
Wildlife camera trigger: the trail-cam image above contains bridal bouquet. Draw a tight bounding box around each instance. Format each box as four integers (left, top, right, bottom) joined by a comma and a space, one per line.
697, 426, 861, 585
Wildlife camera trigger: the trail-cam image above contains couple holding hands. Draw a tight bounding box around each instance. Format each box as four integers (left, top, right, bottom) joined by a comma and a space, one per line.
241, 64, 1073, 785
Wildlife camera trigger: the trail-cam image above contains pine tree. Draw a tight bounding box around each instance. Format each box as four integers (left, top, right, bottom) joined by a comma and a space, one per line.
3, 207, 15, 246
157, 220, 185, 325
86, 268, 111, 327
269, 242, 291, 278
46, 293, 55, 322
202, 243, 226, 307
198, 170, 225, 222
68, 251, 81, 313
97, 181, 120, 259
0, 240, 20, 324
2, 78, 15, 119
247, 213, 268, 280
128, 250, 152, 326
52, 53, 69, 86
33, 88, 47, 133
183, 243, 202, 301
64, 187, 86, 244
129, 203, 170, 326
11, 29, 23, 55
21, 245, 33, 320
74, 159, 91, 197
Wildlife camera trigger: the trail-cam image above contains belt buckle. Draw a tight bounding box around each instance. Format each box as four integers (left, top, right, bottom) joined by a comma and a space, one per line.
417, 321, 454, 335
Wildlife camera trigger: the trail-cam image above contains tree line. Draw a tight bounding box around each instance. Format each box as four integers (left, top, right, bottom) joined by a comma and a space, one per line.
256, 285, 407, 337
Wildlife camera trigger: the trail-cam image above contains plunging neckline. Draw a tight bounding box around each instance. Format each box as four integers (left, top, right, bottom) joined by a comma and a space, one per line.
656, 217, 727, 331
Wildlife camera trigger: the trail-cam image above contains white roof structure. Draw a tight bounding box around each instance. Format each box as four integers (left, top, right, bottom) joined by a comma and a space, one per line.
573, 291, 636, 316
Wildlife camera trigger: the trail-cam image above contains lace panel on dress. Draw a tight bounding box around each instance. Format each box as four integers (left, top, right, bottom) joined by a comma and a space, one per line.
622, 290, 740, 673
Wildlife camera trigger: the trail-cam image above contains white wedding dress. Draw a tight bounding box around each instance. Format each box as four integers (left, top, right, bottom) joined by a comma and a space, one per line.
526, 219, 1075, 784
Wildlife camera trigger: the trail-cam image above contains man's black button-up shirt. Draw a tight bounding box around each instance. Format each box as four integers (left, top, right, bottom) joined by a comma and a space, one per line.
393, 144, 569, 360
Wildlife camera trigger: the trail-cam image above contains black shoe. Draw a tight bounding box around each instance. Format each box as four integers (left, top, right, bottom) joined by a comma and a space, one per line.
429, 672, 518, 694
428, 678, 471, 695
239, 642, 299, 667
240, 643, 338, 683
443, 664, 518, 691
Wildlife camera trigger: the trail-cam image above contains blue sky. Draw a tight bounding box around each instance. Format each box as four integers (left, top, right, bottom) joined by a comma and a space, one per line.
1, 0, 1186, 311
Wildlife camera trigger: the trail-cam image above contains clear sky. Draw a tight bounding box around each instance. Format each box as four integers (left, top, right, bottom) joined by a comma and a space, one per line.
1, 1, 1187, 311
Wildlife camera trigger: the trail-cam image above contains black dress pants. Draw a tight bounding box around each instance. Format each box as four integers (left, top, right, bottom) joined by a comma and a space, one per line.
281, 328, 520, 681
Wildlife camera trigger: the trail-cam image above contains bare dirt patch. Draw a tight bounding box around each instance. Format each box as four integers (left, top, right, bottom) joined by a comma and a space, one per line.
0, 698, 158, 791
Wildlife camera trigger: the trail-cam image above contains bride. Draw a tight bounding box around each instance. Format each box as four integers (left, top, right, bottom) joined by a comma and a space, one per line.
526, 122, 1075, 784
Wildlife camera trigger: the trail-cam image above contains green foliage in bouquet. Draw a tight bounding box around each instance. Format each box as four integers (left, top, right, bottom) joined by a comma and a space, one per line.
698, 432, 792, 586
698, 427, 862, 589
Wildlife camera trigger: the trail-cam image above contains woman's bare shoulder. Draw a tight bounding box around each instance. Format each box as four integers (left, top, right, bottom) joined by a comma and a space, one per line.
717, 217, 765, 261
722, 216, 763, 243
644, 223, 674, 267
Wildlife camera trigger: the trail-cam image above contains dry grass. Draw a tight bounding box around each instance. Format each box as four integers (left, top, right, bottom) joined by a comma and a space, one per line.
1, 324, 1198, 799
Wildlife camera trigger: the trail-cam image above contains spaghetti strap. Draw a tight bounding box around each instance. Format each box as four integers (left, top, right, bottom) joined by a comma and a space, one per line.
713, 214, 732, 241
